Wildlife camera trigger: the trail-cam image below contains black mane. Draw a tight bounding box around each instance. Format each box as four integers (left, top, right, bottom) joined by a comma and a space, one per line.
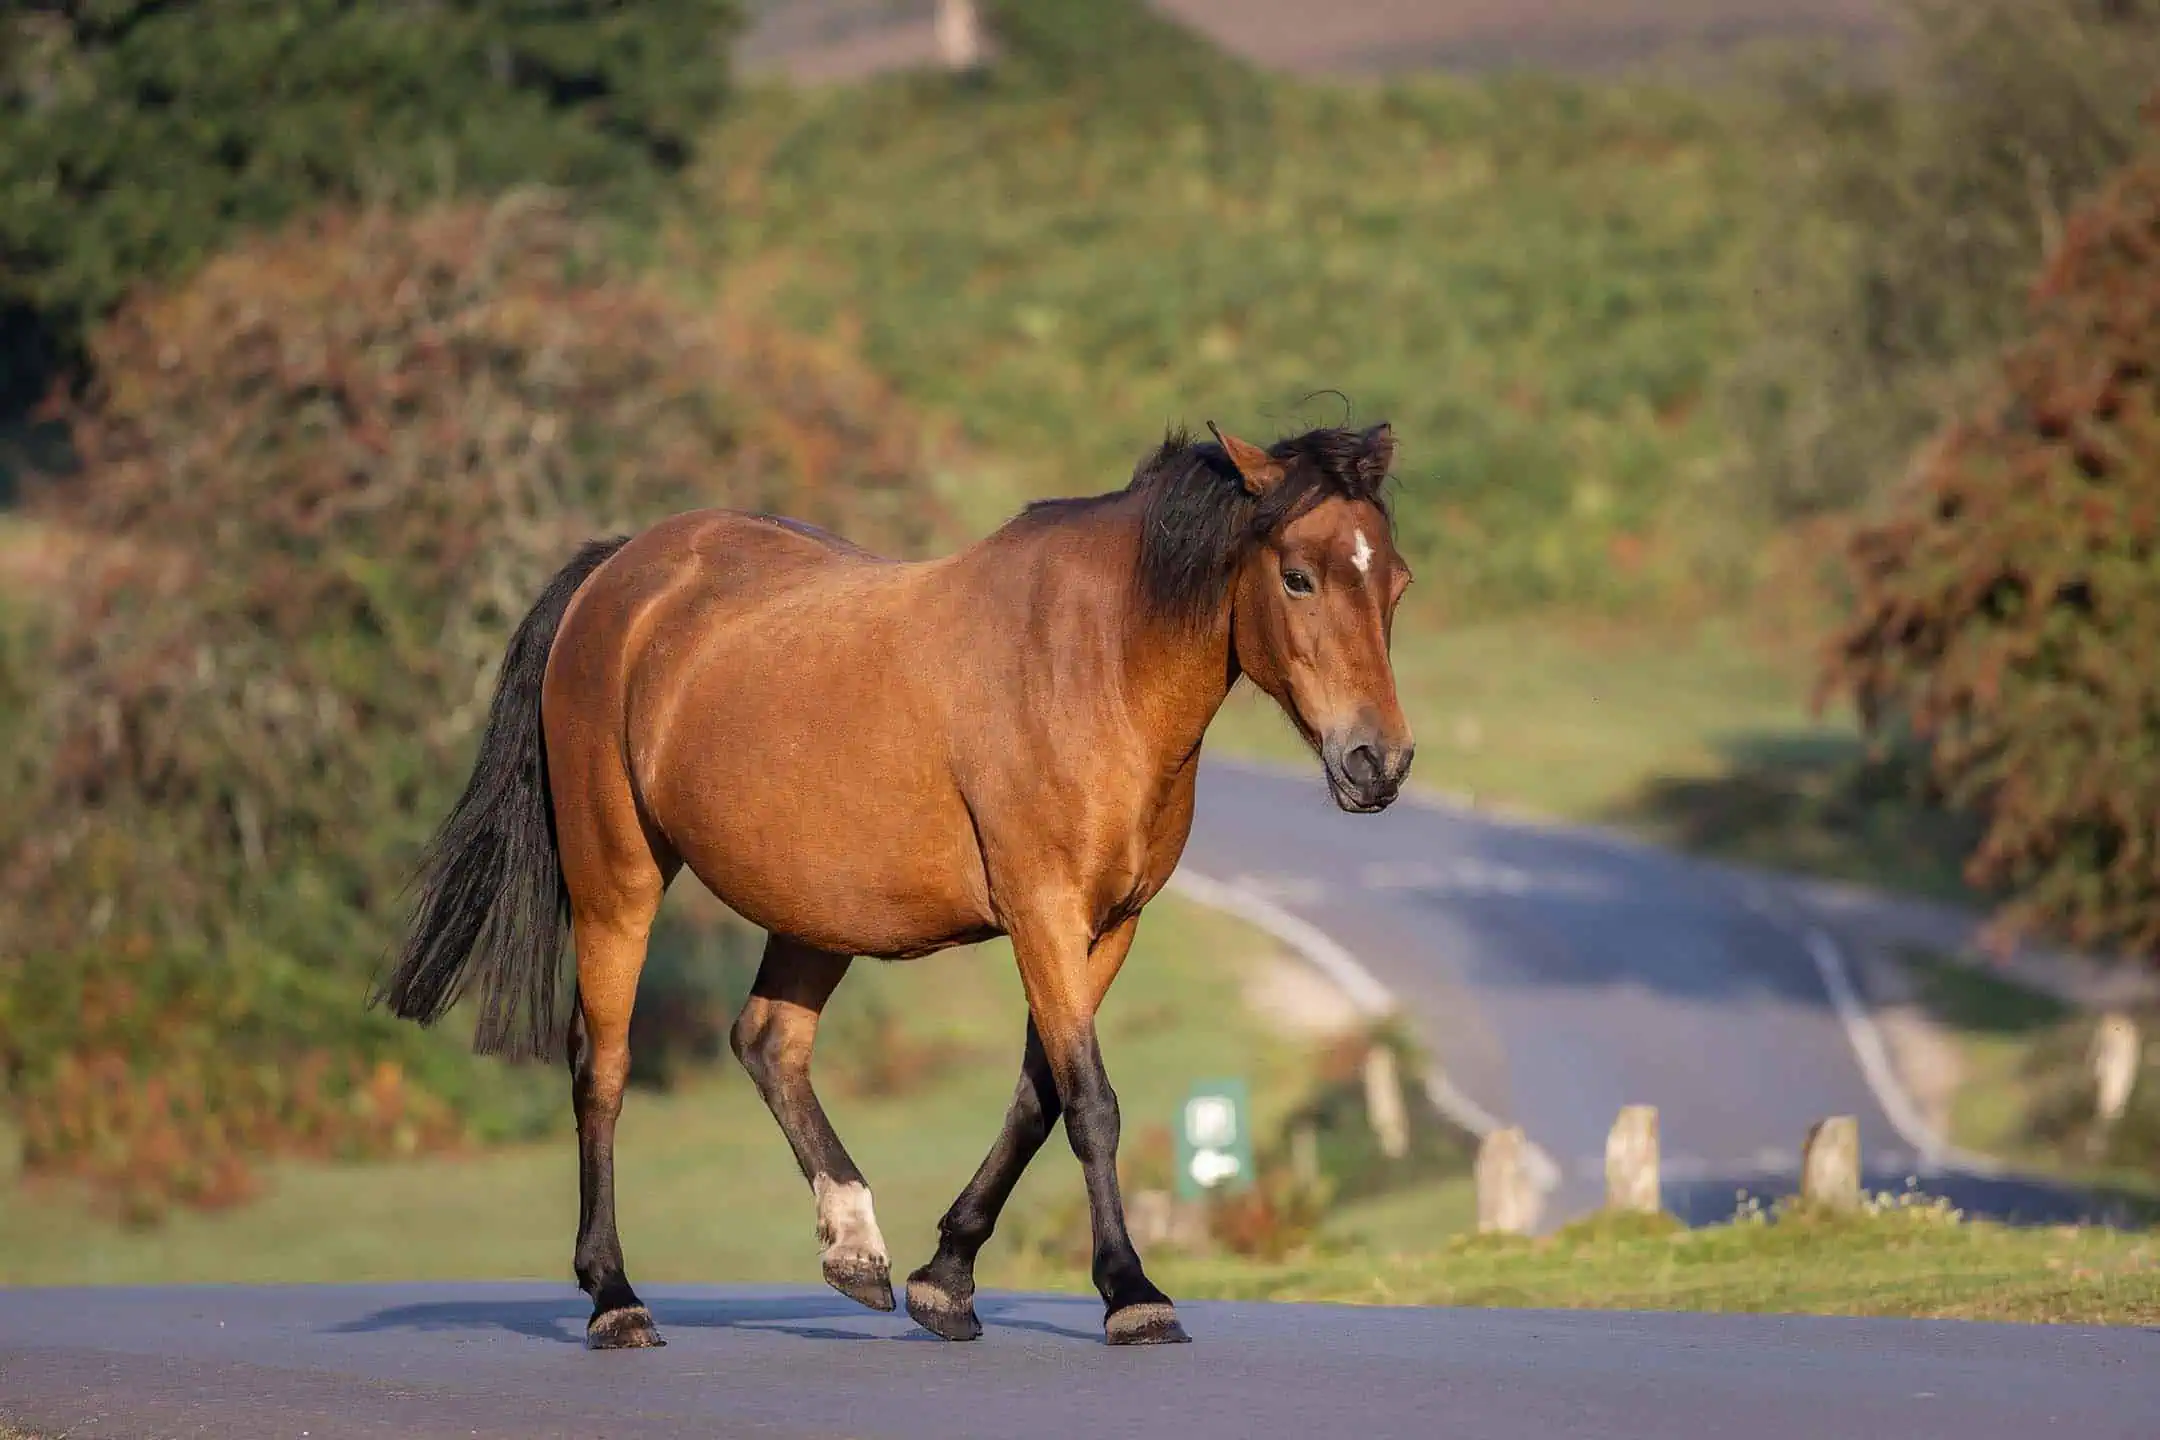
1017, 423, 1396, 627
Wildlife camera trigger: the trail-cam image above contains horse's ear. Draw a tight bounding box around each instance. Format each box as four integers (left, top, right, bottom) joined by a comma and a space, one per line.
1357, 422, 1397, 487
1206, 421, 1285, 496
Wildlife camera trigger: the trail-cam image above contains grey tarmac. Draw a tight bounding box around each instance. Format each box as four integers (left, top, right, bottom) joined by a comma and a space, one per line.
3, 1283, 2156, 1440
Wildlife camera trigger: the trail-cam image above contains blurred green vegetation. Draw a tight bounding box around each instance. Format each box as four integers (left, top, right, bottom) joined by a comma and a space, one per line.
1902, 950, 2160, 1206
1719, 0, 2160, 525
702, 59, 1752, 616
1097, 1196, 2160, 1325
0, 0, 741, 413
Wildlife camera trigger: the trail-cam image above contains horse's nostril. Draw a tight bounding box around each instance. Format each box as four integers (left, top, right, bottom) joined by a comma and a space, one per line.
1344, 743, 1383, 792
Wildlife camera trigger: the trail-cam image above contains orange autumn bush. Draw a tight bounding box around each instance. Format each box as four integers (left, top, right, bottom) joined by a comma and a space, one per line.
1825, 134, 2160, 964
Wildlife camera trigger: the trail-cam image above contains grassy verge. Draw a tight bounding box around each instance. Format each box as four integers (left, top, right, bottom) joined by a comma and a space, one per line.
0, 897, 1464, 1285
1018, 1205, 2160, 1326
1899, 951, 2160, 1209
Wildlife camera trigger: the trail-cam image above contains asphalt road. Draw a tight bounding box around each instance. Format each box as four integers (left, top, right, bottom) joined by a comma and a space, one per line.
5, 1283, 2155, 1440
1180, 757, 2136, 1228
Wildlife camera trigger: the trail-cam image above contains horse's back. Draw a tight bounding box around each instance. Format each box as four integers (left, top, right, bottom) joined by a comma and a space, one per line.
642, 508, 887, 601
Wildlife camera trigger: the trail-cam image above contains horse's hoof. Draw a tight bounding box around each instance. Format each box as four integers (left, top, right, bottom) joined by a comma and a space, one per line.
905, 1275, 983, 1342
1105, 1301, 1190, 1346
824, 1251, 896, 1313
587, 1305, 667, 1350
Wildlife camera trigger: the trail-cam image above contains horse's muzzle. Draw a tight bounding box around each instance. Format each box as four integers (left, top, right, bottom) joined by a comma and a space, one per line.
1323, 729, 1414, 813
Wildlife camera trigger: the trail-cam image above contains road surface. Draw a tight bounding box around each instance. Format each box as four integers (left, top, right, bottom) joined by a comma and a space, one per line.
4, 1283, 2154, 1440
1180, 757, 2137, 1228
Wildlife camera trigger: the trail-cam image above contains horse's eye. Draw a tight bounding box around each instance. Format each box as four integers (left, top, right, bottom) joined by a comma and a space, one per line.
1282, 569, 1315, 598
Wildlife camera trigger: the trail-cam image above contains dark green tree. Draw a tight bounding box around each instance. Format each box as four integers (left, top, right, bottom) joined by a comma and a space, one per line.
0, 0, 740, 412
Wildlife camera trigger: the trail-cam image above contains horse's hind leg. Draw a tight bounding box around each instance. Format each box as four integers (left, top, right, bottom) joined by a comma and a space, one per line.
567, 887, 670, 1349
731, 936, 894, 1313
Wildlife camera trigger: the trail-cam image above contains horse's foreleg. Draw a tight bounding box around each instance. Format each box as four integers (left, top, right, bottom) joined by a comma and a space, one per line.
569, 903, 666, 1349
730, 937, 893, 1313
917, 912, 1181, 1345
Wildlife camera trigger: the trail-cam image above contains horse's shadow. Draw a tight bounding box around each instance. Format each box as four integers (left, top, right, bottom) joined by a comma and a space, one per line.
326, 1291, 1101, 1347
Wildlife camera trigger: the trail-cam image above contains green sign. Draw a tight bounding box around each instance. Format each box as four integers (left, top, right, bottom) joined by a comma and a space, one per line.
1175, 1077, 1255, 1200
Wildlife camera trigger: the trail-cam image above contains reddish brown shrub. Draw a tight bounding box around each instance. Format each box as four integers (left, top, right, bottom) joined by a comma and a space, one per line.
1823, 141, 2160, 963
0, 192, 951, 1218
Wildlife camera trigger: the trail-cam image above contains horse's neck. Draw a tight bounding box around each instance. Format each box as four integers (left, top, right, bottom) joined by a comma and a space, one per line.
1094, 507, 1237, 771
1120, 609, 1234, 774
975, 492, 1235, 771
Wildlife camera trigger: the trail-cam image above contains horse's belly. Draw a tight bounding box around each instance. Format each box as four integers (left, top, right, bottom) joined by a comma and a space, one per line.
651, 746, 996, 960
619, 543, 1000, 957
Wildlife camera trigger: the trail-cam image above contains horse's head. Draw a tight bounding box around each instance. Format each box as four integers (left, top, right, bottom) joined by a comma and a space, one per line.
1212, 422, 1415, 813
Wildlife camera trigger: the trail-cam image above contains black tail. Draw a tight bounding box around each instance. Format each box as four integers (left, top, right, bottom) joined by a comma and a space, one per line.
371, 535, 631, 1061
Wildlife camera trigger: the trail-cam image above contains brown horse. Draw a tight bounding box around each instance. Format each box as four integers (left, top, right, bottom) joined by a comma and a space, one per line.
372, 419, 1415, 1349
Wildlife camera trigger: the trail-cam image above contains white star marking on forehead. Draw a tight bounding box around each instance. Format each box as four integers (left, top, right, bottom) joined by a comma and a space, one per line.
1351, 529, 1373, 575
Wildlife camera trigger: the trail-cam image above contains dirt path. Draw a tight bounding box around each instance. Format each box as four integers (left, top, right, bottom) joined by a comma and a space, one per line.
736, 0, 1895, 83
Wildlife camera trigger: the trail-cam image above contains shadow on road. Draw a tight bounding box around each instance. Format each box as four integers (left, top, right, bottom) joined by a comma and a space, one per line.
1608, 731, 1980, 910
330, 1291, 876, 1346
326, 1290, 1103, 1346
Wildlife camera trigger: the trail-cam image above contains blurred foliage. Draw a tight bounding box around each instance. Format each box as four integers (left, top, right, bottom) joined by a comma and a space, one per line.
1823, 140, 2160, 963
626, 899, 766, 1093
1721, 0, 2160, 526
2023, 1004, 2160, 1173
706, 63, 1749, 616
0, 0, 741, 413
1908, 952, 2158, 1187
978, 0, 1272, 178
1279, 1020, 1473, 1208
0, 192, 945, 1219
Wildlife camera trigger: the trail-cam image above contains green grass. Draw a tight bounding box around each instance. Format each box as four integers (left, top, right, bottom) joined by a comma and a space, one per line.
1019, 1205, 2160, 1326
1313, 1174, 1479, 1252
700, 70, 1757, 616
0, 897, 1431, 1286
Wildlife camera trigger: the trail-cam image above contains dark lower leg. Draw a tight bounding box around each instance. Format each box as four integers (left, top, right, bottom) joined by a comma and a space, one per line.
732, 941, 892, 1311
905, 1022, 1060, 1339
1053, 1023, 1180, 1340
569, 999, 660, 1347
